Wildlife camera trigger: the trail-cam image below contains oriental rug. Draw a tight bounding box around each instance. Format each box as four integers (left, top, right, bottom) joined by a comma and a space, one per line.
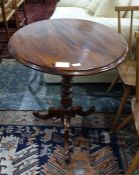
0, 111, 139, 175
0, 125, 123, 175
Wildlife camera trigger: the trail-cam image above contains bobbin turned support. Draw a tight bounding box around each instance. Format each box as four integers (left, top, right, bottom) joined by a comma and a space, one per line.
33, 75, 95, 163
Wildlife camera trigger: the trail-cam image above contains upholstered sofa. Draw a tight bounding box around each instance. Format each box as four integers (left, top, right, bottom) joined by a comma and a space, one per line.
46, 0, 139, 83
51, 0, 139, 44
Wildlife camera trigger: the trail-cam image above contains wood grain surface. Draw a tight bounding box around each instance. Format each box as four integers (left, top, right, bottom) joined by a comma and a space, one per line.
8, 19, 128, 76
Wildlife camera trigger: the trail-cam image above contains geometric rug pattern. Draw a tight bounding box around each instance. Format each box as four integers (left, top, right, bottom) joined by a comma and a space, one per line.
0, 111, 139, 175
0, 59, 135, 174
0, 124, 123, 175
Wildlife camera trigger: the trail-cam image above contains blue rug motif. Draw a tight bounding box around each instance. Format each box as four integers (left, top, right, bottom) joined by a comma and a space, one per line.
0, 59, 131, 113
0, 125, 124, 175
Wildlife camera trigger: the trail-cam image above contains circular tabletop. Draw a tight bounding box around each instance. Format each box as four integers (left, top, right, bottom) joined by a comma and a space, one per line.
8, 19, 128, 76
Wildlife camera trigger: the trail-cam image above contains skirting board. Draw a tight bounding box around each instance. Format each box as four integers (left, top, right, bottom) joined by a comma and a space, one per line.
44, 68, 118, 83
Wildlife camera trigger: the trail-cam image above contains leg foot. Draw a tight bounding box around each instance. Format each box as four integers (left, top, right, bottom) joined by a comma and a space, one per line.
33, 107, 62, 120
75, 106, 95, 116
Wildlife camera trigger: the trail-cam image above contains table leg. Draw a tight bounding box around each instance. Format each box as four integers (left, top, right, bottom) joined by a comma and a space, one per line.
61, 76, 72, 163
33, 75, 95, 163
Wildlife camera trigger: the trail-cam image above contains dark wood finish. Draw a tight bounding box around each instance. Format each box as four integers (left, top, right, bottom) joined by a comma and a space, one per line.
33, 75, 95, 163
1, 0, 19, 39
8, 19, 128, 163
9, 19, 128, 76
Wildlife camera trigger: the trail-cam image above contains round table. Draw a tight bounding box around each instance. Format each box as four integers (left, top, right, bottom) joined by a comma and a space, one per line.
8, 19, 128, 162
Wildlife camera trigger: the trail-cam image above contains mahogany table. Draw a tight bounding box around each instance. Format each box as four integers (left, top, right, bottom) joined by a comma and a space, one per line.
8, 19, 128, 162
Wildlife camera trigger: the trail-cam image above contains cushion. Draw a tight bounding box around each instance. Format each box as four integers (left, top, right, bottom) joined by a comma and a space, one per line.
95, 0, 130, 18
87, 0, 103, 15
51, 7, 91, 20
125, 0, 139, 18
57, 0, 92, 9
91, 17, 139, 49
51, 7, 139, 48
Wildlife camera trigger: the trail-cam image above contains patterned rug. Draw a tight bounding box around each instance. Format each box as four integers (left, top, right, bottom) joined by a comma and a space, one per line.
0, 116, 124, 175
0, 111, 139, 175
0, 59, 131, 113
